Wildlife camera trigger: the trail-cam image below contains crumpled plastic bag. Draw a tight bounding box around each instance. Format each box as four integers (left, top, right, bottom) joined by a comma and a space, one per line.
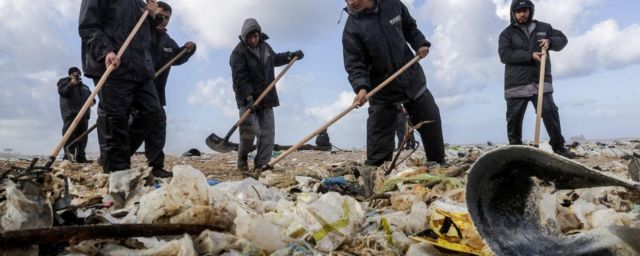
212, 178, 286, 202
108, 167, 151, 208
1, 181, 52, 231
301, 192, 366, 252
75, 234, 196, 256
194, 230, 238, 255
137, 165, 233, 228
410, 200, 492, 256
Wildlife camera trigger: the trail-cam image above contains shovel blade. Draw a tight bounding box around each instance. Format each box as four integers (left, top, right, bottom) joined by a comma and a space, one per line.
205, 133, 236, 153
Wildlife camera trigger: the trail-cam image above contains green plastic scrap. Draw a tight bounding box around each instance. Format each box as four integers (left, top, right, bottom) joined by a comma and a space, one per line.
381, 173, 463, 192
311, 200, 351, 242
380, 218, 394, 246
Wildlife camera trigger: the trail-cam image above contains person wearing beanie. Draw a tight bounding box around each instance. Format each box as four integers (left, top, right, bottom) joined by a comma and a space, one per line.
498, 0, 576, 159
230, 18, 304, 176
57, 67, 93, 163
129, 1, 196, 178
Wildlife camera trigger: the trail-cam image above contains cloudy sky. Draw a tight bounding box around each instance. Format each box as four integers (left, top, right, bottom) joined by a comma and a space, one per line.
0, 0, 638, 156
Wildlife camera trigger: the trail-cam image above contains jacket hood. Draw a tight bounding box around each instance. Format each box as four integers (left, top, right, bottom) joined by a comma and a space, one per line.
343, 0, 379, 18
240, 18, 262, 43
510, 0, 535, 25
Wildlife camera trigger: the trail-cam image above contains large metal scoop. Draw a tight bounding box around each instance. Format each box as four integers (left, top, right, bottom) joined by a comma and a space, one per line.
205, 56, 298, 153
466, 146, 640, 255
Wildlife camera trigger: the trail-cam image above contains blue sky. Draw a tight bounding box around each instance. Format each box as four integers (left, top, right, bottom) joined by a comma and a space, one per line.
0, 0, 639, 155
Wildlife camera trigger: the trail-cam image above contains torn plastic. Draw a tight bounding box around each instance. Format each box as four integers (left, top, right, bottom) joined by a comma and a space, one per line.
1, 181, 52, 231
466, 146, 640, 256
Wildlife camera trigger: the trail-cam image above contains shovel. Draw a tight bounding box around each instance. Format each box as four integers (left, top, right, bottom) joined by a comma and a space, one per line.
264, 55, 421, 170
205, 56, 299, 153
533, 46, 549, 147
41, 10, 151, 169
62, 48, 191, 161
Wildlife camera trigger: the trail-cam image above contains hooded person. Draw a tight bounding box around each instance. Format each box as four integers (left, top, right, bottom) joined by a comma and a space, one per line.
342, 0, 445, 167
498, 0, 576, 158
57, 67, 93, 163
229, 18, 304, 176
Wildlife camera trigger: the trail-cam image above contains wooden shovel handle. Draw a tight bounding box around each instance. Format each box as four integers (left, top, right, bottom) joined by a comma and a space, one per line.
268, 55, 421, 168
48, 10, 150, 163
223, 56, 299, 141
533, 46, 549, 146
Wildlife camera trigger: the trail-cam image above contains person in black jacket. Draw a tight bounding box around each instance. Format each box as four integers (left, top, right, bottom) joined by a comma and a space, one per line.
498, 0, 575, 158
342, 0, 445, 166
230, 18, 303, 174
129, 1, 196, 177
57, 67, 93, 163
79, 0, 164, 173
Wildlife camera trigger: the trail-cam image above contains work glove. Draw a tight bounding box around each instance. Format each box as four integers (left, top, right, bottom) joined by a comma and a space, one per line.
289, 50, 304, 61
245, 96, 255, 111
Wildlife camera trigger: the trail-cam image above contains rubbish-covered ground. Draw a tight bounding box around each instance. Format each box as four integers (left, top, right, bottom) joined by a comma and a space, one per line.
1, 140, 639, 255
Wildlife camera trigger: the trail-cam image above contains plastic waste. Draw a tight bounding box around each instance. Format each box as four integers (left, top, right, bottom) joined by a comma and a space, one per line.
1, 181, 53, 231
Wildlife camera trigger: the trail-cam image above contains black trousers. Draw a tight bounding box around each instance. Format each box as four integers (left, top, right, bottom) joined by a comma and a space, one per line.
506, 93, 566, 149
62, 115, 89, 161
96, 78, 162, 173
130, 107, 166, 169
366, 89, 445, 166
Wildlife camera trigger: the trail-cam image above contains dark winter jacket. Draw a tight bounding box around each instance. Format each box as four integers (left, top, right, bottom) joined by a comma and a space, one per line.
230, 19, 292, 109
498, 0, 568, 91
79, 0, 155, 82
152, 32, 196, 106
342, 0, 431, 106
57, 77, 92, 120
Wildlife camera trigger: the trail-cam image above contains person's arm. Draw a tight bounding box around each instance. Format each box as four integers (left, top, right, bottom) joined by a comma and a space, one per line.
342, 29, 371, 94
78, 0, 115, 64
58, 78, 74, 98
547, 25, 568, 51
230, 52, 256, 103
498, 31, 533, 64
400, 2, 431, 51
172, 39, 197, 66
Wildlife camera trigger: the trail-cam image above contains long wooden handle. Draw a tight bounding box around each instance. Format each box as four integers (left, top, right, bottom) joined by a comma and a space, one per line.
154, 47, 190, 77
533, 46, 549, 146
223, 56, 299, 141
268, 55, 421, 167
48, 10, 150, 164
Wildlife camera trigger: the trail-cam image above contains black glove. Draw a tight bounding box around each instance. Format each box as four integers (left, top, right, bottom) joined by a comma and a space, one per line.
290, 50, 304, 61
245, 96, 255, 110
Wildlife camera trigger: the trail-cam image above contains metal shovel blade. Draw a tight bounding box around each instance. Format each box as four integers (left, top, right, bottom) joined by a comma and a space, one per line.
205, 133, 236, 153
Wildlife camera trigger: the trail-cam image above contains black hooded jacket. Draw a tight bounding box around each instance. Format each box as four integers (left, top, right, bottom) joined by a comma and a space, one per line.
57, 77, 92, 120
230, 19, 292, 109
152, 32, 196, 106
79, 0, 155, 82
498, 0, 568, 91
342, 0, 431, 106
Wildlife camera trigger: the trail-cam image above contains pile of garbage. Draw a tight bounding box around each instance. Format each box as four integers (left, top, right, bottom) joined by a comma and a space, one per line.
0, 139, 639, 255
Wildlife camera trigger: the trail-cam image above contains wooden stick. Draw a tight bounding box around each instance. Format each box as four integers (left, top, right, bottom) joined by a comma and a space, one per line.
221, 56, 299, 142
533, 46, 549, 147
268, 55, 421, 168
154, 47, 189, 77
45, 11, 150, 167
0, 224, 223, 249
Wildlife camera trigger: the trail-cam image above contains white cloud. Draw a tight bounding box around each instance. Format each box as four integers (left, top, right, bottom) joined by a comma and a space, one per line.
171, 0, 343, 50
555, 20, 640, 77
187, 77, 237, 117
305, 91, 357, 121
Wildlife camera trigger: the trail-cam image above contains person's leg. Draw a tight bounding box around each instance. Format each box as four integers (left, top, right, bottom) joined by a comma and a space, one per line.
404, 89, 445, 164
128, 108, 145, 155
96, 79, 136, 173
365, 104, 398, 166
254, 108, 275, 169
62, 116, 73, 160
506, 97, 529, 145
238, 108, 258, 171
74, 117, 90, 162
395, 109, 407, 149
533, 93, 568, 151
130, 79, 166, 176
